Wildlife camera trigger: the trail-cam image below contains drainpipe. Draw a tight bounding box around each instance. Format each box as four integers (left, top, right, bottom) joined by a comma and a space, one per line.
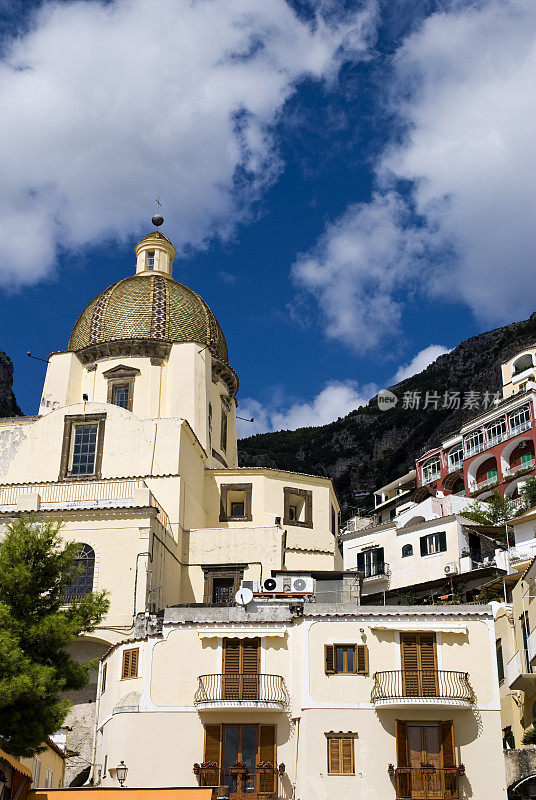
292, 716, 300, 799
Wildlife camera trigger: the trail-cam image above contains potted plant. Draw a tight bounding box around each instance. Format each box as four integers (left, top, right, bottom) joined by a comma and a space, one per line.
199, 762, 218, 772
458, 764, 466, 776
522, 726, 536, 746
257, 761, 273, 774
193, 763, 200, 776
278, 763, 286, 776
230, 761, 248, 775
387, 764, 395, 777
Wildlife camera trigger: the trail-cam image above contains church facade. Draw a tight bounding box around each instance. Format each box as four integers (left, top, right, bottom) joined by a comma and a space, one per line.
0, 226, 340, 784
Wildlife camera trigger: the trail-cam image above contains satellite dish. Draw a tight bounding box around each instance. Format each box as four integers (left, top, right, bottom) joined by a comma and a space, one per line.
263, 578, 277, 591
235, 586, 254, 606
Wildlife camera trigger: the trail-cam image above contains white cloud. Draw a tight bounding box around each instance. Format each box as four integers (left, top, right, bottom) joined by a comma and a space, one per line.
293, 0, 536, 350
393, 344, 451, 383
237, 379, 376, 437
0, 0, 377, 286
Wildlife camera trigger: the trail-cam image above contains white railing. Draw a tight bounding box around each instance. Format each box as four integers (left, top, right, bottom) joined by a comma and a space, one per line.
510, 419, 532, 437
487, 431, 508, 447
505, 459, 535, 478
448, 459, 463, 473
463, 416, 532, 459
506, 650, 530, 688
464, 441, 486, 458
0, 478, 146, 507
422, 470, 441, 485
471, 475, 498, 492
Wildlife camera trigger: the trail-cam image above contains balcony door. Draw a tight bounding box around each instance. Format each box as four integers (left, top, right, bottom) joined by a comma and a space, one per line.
223, 638, 260, 700
203, 724, 276, 799
396, 721, 457, 800
401, 633, 438, 697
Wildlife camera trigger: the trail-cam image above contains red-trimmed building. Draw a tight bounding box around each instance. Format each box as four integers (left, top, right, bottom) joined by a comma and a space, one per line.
415, 348, 536, 504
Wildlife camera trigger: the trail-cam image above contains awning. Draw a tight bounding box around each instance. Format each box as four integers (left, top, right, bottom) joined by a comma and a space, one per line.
371, 624, 468, 635
197, 628, 288, 639
0, 749, 33, 778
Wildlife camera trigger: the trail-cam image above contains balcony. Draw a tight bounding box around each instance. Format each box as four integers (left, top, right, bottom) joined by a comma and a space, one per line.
509, 419, 532, 437
504, 458, 535, 479
464, 440, 486, 458
371, 670, 475, 709
194, 674, 289, 711
422, 471, 441, 486
506, 650, 536, 692
394, 766, 462, 799
469, 475, 498, 495
361, 561, 389, 581
199, 768, 278, 799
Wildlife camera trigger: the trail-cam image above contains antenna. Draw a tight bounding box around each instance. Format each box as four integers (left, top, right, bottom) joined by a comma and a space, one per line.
152, 197, 164, 229
237, 415, 255, 422
27, 351, 49, 364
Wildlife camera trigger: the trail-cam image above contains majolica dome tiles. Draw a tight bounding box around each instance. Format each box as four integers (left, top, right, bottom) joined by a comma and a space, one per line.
68, 274, 228, 364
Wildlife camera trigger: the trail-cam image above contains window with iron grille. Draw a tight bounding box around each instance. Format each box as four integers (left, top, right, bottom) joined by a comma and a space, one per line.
71, 424, 98, 475
65, 544, 95, 599
112, 384, 130, 409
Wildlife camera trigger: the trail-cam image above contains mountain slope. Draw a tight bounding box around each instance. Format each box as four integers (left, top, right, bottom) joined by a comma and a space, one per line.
0, 351, 21, 418
238, 313, 536, 514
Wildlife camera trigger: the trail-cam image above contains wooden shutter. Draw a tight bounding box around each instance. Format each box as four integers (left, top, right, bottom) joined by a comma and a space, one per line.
121, 647, 139, 679
242, 639, 260, 700
101, 663, 107, 693
258, 725, 276, 794
420, 535, 428, 556
203, 726, 221, 787
440, 721, 455, 767
327, 738, 341, 774
438, 531, 447, 552
356, 645, 369, 674
376, 547, 385, 567
223, 639, 240, 699
325, 644, 336, 674
401, 634, 419, 696
419, 634, 438, 696
356, 552, 365, 572
395, 721, 410, 799
341, 738, 354, 774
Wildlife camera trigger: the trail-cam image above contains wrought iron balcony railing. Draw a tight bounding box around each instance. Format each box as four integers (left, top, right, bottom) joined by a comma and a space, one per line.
394, 766, 462, 799
199, 767, 278, 798
371, 670, 475, 704
194, 673, 289, 707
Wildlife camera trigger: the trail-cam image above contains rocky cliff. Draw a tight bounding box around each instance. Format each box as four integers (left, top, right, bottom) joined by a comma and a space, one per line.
0, 351, 21, 418
238, 313, 536, 515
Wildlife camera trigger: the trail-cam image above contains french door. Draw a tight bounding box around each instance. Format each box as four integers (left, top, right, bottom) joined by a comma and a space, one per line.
401, 633, 438, 697
223, 638, 260, 700
203, 723, 276, 799
396, 721, 457, 800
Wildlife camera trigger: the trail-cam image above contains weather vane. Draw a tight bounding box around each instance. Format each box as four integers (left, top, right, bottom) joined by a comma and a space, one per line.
152, 197, 164, 229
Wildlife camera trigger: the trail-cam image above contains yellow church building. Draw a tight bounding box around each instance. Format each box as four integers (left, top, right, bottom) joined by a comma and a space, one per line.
0, 223, 508, 798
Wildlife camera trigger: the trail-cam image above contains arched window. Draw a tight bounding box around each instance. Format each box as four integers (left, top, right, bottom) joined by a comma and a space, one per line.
402, 544, 413, 558
65, 544, 95, 599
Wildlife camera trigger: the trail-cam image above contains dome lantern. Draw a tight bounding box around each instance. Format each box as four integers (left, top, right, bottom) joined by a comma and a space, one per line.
135, 228, 177, 277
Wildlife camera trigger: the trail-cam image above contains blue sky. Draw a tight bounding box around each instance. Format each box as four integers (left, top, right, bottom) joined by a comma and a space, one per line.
0, 0, 534, 434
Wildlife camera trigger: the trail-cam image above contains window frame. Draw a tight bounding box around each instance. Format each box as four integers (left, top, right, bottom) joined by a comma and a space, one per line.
421, 456, 441, 484
510, 405, 531, 432
325, 643, 369, 675
496, 639, 504, 684
402, 544, 413, 558
420, 531, 447, 556
103, 365, 140, 412
65, 543, 95, 599
202, 564, 247, 603
283, 486, 313, 528
121, 647, 139, 680
101, 662, 107, 694
219, 483, 252, 522
146, 250, 155, 269
326, 735, 355, 775
59, 413, 106, 480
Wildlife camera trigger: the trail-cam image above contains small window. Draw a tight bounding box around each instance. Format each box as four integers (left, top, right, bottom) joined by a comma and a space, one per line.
219, 484, 252, 522
496, 639, 504, 683
420, 531, 447, 556
327, 736, 355, 775
284, 487, 313, 528
146, 250, 155, 269
212, 577, 235, 604
121, 647, 139, 679
33, 757, 41, 787
402, 544, 413, 558
71, 423, 98, 475
503, 726, 515, 750
230, 501, 244, 517
221, 408, 228, 452
112, 384, 129, 409
101, 662, 107, 694
325, 644, 368, 675
45, 768, 53, 788
65, 544, 95, 599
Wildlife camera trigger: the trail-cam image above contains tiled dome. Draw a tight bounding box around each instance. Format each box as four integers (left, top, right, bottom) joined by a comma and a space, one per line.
68, 273, 229, 364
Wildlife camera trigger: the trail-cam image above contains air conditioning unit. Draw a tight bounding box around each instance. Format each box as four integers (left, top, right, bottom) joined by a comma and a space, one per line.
444, 563, 458, 575
240, 580, 259, 594
291, 576, 314, 593
263, 576, 285, 592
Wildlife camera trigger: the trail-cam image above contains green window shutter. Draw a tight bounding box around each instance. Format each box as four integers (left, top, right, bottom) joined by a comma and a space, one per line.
521, 453, 532, 466
487, 469, 497, 480
438, 531, 447, 552
420, 536, 428, 556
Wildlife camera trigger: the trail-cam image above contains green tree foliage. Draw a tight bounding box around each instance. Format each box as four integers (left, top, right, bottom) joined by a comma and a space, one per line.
461, 490, 516, 526
0, 516, 109, 757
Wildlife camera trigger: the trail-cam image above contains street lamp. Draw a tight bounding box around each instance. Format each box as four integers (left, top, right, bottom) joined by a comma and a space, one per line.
116, 762, 128, 787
